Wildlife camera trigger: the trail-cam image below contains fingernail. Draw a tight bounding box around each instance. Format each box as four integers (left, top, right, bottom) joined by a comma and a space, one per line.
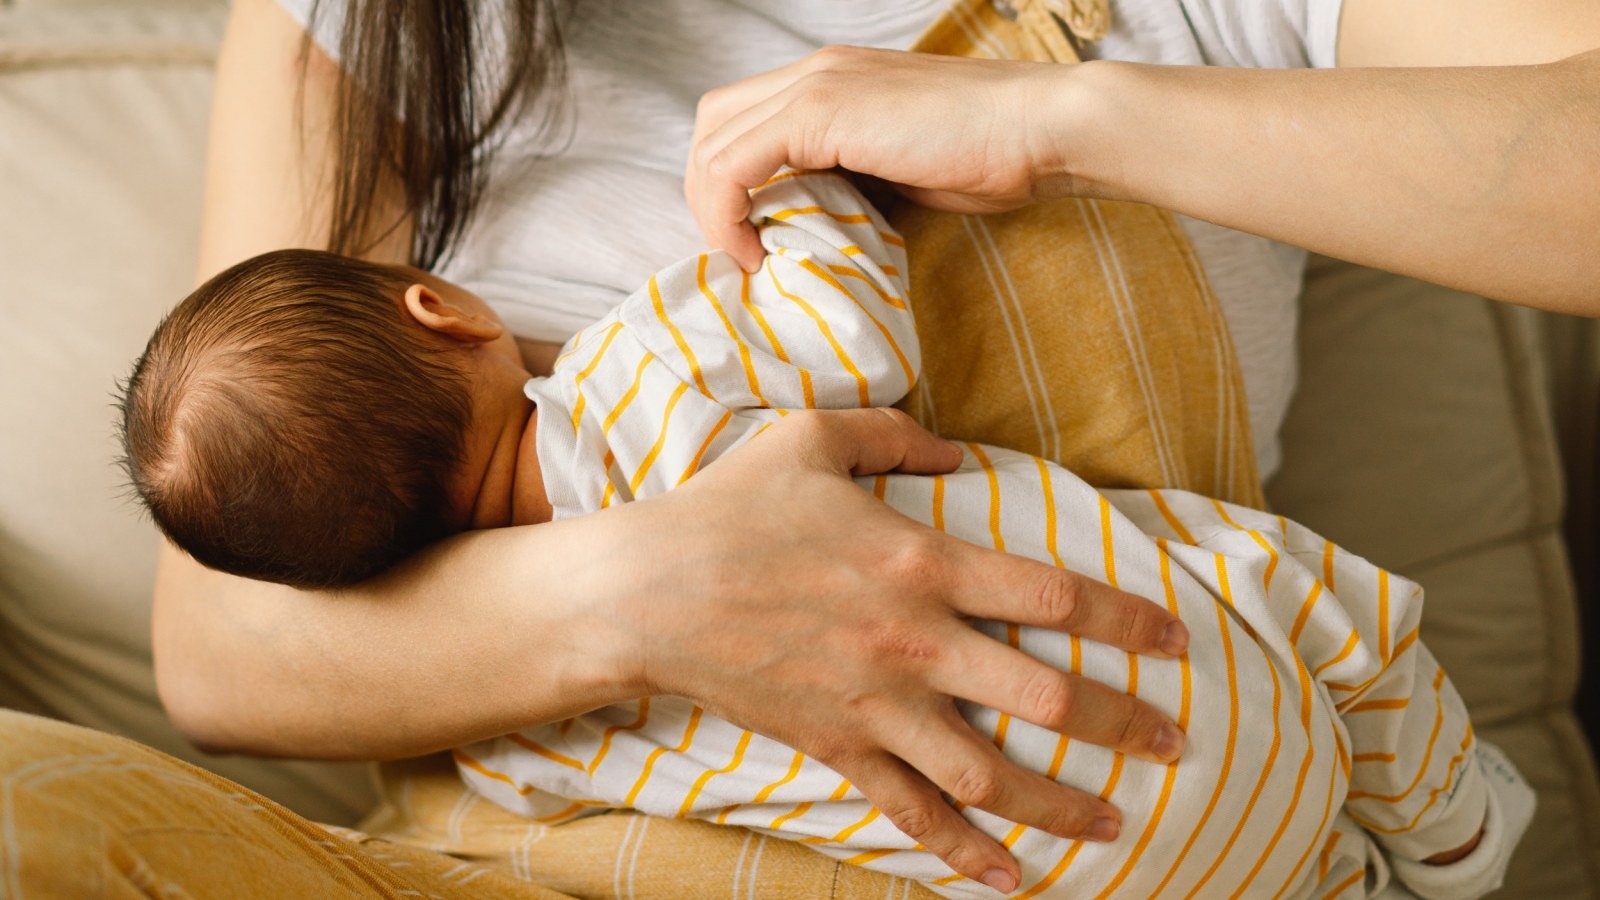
1088, 817, 1120, 842
948, 441, 964, 462
1153, 723, 1186, 762
1160, 621, 1190, 656
980, 868, 1018, 893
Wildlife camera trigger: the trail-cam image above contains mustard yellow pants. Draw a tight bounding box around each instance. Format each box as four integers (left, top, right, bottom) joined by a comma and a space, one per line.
0, 710, 930, 898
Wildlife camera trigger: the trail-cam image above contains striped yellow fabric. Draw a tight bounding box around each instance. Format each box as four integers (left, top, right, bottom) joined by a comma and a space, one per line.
437, 168, 1490, 896
890, 0, 1264, 509
0, 710, 924, 899
460, 455, 1487, 898
0, 711, 574, 898
520, 174, 915, 516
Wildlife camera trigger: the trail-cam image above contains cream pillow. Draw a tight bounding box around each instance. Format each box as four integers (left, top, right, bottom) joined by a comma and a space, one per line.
0, 5, 375, 824
1268, 256, 1600, 896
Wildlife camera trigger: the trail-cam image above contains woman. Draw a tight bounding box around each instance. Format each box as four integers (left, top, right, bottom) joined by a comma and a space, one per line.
156, 0, 1598, 890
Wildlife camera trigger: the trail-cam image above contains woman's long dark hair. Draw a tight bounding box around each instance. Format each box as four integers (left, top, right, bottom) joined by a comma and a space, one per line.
307, 0, 567, 269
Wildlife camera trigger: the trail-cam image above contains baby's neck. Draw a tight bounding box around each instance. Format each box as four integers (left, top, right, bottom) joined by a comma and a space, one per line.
510, 405, 553, 526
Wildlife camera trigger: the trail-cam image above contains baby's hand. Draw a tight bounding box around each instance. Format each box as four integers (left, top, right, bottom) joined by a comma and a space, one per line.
1422, 826, 1483, 865
1390, 741, 1533, 898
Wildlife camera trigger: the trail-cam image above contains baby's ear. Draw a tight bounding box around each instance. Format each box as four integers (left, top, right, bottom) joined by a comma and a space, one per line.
402, 283, 502, 343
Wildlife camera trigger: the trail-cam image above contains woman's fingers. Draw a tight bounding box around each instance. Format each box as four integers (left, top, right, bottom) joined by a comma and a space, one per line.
888, 703, 1124, 842
643, 409, 1198, 878
690, 50, 819, 144
928, 628, 1186, 763
687, 47, 1072, 266
828, 700, 1127, 890
937, 537, 1189, 656
738, 408, 965, 477
837, 752, 1022, 892
690, 89, 823, 270
687, 57, 831, 270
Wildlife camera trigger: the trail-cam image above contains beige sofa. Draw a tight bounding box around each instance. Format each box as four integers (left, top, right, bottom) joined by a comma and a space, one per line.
2, 1, 1595, 894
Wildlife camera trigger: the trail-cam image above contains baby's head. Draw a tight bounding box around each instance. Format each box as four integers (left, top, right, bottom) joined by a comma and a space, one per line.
120, 249, 507, 589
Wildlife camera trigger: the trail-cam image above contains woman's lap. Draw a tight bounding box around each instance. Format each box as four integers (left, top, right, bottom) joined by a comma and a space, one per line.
0, 710, 561, 898
0, 710, 928, 898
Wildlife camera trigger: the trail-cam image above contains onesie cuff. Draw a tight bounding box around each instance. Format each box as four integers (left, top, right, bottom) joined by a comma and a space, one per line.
1379, 747, 1487, 862
1389, 741, 1535, 899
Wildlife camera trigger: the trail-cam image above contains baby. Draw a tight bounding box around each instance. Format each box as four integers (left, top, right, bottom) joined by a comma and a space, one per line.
121, 173, 1530, 898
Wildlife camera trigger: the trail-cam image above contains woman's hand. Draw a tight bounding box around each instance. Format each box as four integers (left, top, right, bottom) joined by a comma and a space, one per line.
616, 409, 1189, 892
686, 47, 1085, 272
690, 39, 1600, 312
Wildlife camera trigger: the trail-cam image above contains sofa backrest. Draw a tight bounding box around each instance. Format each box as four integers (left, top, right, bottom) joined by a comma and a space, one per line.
0, 3, 376, 825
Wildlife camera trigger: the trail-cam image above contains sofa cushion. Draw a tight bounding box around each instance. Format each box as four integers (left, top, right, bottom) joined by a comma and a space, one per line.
1267, 255, 1600, 896
0, 4, 375, 824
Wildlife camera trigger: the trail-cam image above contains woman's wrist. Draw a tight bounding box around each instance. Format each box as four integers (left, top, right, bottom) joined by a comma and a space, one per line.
548, 507, 657, 706
1029, 59, 1137, 205
577, 492, 754, 705
461, 502, 659, 718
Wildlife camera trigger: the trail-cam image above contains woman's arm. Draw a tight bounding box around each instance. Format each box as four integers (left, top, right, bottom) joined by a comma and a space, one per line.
685, 4, 1600, 313
162, 0, 477, 758
1067, 48, 1600, 314
193, 0, 409, 276
161, 0, 1193, 886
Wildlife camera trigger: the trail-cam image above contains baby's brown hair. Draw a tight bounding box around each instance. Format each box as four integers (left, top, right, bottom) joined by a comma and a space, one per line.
119, 249, 474, 589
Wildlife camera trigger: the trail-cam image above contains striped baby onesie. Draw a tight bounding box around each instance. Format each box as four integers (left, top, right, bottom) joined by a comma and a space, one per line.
455, 173, 1530, 898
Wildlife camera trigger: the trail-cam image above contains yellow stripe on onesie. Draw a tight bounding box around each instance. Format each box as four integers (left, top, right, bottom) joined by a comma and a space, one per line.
457, 172, 1523, 898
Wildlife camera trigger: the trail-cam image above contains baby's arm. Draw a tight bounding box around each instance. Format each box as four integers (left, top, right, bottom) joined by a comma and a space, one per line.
1113, 489, 1532, 897
621, 170, 918, 411
1294, 541, 1533, 897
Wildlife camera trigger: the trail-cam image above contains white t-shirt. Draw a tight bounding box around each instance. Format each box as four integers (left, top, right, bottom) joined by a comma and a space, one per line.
278, 0, 1346, 478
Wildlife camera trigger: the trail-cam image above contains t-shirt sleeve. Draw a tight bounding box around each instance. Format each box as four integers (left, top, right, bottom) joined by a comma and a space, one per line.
1175, 0, 1345, 68
273, 0, 346, 63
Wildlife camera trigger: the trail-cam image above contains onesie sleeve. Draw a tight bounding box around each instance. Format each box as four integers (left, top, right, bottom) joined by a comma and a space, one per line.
1113, 489, 1528, 896
1289, 533, 1525, 891
1337, 635, 1489, 861
1385, 740, 1536, 899
618, 171, 918, 412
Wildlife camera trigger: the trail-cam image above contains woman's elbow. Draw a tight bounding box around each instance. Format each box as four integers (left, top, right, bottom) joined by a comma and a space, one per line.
152, 636, 254, 755
150, 545, 277, 755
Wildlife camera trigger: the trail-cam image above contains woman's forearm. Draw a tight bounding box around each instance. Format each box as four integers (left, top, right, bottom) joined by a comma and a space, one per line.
688, 4, 1598, 310
153, 520, 640, 759
1061, 52, 1600, 313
